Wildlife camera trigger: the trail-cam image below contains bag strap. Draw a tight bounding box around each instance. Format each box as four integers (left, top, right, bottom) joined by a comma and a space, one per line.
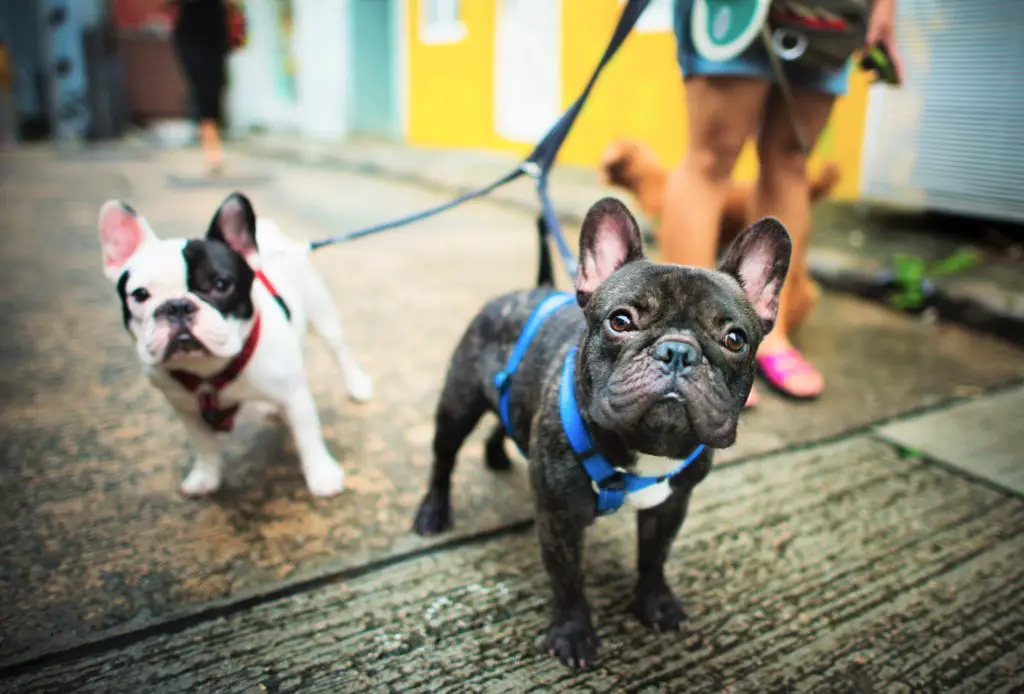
760, 24, 812, 156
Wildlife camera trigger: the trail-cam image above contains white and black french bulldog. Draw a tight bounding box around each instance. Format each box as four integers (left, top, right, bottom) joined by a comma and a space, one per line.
98, 192, 373, 497
413, 198, 791, 668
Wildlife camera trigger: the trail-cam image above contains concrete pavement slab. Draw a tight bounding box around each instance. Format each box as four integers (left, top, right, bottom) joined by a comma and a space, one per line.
0, 146, 1022, 667
4, 436, 1022, 692
875, 384, 1024, 497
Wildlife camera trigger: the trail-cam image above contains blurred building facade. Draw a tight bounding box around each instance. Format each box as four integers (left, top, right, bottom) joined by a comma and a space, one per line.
228, 0, 356, 140
400, 0, 872, 201
223, 0, 869, 197
255, 0, 1020, 221
396, 0, 1024, 220
857, 1, 1024, 223
2, 1, 1021, 221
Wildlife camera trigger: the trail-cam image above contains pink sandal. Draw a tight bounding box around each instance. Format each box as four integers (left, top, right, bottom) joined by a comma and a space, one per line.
757, 349, 824, 400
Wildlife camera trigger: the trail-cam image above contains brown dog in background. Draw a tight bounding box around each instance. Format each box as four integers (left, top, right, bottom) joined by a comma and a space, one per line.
598, 138, 839, 330
598, 138, 840, 247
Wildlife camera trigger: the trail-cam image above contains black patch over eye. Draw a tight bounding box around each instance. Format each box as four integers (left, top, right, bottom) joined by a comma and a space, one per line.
723, 329, 747, 353
131, 288, 150, 303
183, 239, 255, 320
607, 310, 637, 333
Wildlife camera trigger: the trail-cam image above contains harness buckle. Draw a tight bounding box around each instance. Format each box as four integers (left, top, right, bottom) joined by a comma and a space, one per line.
598, 471, 626, 493
588, 467, 631, 515
594, 483, 627, 516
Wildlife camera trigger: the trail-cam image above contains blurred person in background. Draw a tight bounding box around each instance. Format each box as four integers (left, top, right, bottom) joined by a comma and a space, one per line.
166, 0, 242, 175
658, 0, 902, 407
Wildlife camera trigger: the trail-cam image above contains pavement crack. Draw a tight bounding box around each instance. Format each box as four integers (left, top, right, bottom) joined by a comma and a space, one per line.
0, 520, 534, 681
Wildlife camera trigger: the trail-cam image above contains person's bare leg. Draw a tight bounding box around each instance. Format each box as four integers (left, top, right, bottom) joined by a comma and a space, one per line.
655, 76, 771, 269
199, 119, 224, 175
753, 88, 836, 398
787, 276, 820, 332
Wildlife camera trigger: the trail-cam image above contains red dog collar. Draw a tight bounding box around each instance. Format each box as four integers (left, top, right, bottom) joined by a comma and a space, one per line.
169, 312, 261, 432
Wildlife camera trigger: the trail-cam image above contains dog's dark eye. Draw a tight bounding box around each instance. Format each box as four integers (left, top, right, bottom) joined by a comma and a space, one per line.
130, 288, 150, 303
608, 310, 637, 333
213, 278, 232, 292
723, 330, 747, 353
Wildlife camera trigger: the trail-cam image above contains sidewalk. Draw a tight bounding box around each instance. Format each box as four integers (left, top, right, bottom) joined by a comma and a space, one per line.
240, 133, 1024, 347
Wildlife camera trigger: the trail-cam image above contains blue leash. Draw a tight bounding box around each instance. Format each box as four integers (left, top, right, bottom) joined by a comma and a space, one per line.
559, 346, 706, 515
309, 168, 522, 248
308, 0, 654, 284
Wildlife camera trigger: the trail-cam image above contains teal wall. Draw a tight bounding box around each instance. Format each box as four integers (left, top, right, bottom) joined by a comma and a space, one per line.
349, 0, 397, 139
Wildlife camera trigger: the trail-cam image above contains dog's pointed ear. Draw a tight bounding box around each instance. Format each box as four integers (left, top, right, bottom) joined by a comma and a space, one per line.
98, 200, 158, 282
207, 192, 258, 258
575, 197, 645, 307
719, 217, 792, 334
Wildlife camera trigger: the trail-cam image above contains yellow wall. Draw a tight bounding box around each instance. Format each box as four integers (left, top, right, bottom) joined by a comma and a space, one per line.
407, 0, 524, 152
407, 0, 872, 200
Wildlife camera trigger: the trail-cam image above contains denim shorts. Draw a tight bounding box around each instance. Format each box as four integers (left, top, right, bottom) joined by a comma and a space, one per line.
673, 0, 852, 96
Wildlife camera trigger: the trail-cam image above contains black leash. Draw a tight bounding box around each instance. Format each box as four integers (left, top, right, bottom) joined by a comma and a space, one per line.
309, 0, 653, 285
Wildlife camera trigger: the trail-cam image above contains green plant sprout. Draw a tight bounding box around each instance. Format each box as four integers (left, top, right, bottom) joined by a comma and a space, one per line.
888, 247, 982, 311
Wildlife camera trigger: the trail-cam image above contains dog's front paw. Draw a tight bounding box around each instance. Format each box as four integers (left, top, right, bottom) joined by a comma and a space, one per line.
632, 586, 688, 632
412, 489, 451, 536
544, 616, 600, 669
303, 456, 345, 497
345, 370, 373, 403
180, 465, 222, 497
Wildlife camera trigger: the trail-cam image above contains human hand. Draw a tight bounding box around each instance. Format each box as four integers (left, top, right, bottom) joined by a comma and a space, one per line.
866, 0, 904, 84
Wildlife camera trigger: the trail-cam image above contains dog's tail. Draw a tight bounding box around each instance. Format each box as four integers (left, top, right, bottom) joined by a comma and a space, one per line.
809, 160, 841, 203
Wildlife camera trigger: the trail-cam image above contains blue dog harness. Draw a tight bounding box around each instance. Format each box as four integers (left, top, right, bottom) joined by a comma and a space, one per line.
495, 292, 577, 450
559, 347, 706, 514
494, 291, 707, 515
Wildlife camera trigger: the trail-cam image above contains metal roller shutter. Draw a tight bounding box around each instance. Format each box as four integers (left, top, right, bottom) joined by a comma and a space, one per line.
859, 0, 1024, 223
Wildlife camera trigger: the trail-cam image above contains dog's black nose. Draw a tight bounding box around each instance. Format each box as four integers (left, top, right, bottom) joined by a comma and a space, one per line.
653, 340, 699, 373
157, 299, 198, 322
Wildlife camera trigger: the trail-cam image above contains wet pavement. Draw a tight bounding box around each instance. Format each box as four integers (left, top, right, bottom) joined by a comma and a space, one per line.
0, 144, 1022, 691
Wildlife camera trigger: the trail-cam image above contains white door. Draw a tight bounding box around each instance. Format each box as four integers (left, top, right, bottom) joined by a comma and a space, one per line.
226, 0, 301, 133
494, 0, 561, 144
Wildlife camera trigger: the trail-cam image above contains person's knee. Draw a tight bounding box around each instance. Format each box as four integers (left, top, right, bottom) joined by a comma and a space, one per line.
757, 131, 808, 183
757, 95, 836, 183
688, 123, 748, 184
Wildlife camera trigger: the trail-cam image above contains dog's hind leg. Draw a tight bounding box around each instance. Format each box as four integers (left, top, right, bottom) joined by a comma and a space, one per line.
484, 423, 513, 471
413, 363, 488, 535
300, 269, 373, 403
536, 216, 554, 288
